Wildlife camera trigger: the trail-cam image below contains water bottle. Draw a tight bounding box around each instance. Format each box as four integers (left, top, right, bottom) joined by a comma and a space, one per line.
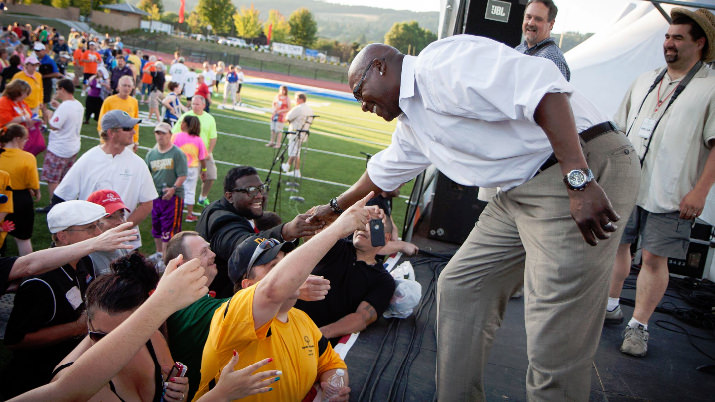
323, 369, 345, 401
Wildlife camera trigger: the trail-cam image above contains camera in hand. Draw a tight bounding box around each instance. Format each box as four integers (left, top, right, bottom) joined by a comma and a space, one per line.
370, 218, 385, 247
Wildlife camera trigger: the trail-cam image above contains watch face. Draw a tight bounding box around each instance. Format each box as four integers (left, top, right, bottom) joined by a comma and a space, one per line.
568, 170, 587, 187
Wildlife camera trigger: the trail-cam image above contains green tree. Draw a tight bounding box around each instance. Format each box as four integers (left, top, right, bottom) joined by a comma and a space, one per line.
138, 0, 163, 16
264, 9, 290, 43
233, 5, 262, 39
187, 11, 205, 34
384, 21, 436, 55
71, 0, 114, 15
197, 0, 236, 34
288, 7, 317, 47
51, 0, 71, 8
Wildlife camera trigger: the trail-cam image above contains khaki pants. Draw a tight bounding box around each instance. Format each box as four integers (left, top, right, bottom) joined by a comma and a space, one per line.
436, 130, 640, 401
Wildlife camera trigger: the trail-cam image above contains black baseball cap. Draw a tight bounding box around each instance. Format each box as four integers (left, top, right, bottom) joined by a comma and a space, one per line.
228, 236, 295, 284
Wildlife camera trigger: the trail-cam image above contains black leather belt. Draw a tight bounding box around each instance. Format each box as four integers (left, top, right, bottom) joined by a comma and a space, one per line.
533, 121, 618, 177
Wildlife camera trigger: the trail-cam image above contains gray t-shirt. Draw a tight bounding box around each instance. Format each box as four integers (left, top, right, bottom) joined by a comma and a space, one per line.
145, 145, 188, 199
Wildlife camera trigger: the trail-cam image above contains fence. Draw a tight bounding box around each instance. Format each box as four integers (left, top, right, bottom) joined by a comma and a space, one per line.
123, 37, 348, 84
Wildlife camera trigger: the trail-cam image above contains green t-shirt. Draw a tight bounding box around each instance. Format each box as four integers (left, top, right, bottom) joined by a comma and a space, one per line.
171, 111, 218, 151
166, 295, 228, 402
145, 145, 188, 198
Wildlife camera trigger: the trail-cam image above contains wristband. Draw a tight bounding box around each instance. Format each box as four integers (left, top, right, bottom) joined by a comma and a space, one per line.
201, 168, 207, 172
329, 197, 343, 214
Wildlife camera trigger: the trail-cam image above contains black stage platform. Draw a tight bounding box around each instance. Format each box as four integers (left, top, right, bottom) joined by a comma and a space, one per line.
345, 234, 715, 401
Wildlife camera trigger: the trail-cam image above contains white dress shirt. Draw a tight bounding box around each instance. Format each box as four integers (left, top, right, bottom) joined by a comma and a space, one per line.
367, 35, 608, 192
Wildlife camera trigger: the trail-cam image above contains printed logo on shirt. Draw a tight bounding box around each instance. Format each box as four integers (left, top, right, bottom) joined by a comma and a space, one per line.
302, 335, 315, 357
52, 116, 59, 123
150, 158, 175, 171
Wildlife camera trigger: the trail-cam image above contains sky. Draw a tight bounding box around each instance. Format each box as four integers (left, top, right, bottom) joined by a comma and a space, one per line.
324, 0, 633, 34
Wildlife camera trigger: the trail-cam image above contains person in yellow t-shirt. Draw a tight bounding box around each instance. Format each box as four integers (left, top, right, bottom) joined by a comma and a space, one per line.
195, 193, 383, 401
11, 56, 44, 114
0, 169, 14, 249
98, 76, 139, 150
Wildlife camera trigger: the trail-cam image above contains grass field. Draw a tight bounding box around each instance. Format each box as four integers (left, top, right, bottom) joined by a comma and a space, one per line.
2, 81, 410, 258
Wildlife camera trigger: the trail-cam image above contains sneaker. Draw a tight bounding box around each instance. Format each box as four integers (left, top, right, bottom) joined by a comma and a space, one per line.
281, 163, 290, 173
197, 198, 210, 208
185, 214, 198, 222
291, 170, 301, 178
605, 305, 624, 325
620, 324, 649, 357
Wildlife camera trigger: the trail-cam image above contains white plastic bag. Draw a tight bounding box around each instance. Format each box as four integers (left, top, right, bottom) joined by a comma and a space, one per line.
383, 278, 422, 319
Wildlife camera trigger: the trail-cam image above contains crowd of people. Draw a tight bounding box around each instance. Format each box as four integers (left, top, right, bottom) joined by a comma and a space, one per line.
0, 1, 713, 400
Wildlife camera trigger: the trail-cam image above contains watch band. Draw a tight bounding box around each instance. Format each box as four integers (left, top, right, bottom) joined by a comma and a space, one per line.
563, 168, 593, 191
329, 197, 343, 214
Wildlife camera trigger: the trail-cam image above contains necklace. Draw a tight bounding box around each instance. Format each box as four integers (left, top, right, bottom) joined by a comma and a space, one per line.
655, 78, 678, 112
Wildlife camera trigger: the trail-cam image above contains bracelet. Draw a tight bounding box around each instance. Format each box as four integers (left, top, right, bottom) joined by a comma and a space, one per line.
201, 168, 207, 172
329, 197, 343, 214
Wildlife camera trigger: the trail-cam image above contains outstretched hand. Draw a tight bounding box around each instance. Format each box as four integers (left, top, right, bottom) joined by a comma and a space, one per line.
203, 351, 280, 401
331, 191, 380, 239
154, 255, 208, 312
282, 212, 324, 241
91, 222, 137, 252
569, 181, 620, 246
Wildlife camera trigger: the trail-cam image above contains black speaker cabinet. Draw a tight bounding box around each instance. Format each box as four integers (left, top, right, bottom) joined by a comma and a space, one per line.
427, 172, 488, 244
668, 222, 713, 279
462, 0, 527, 47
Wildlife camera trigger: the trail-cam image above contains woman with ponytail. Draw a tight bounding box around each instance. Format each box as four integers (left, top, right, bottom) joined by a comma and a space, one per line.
0, 123, 39, 255
51, 252, 190, 402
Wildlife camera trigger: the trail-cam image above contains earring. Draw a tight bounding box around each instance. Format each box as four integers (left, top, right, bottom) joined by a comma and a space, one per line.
380, 71, 383, 76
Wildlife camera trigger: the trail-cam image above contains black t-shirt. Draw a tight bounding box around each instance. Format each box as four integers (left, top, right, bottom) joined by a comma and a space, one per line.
2, 257, 94, 398
0, 256, 18, 294
295, 239, 395, 329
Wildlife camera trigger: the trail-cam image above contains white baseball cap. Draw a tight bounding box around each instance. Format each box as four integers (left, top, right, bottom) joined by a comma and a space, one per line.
47, 200, 108, 234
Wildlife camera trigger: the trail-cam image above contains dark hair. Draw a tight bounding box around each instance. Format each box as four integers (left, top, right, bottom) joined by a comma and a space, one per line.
167, 81, 179, 91
527, 0, 558, 21
85, 252, 159, 317
3, 79, 30, 100
182, 115, 201, 136
56, 78, 74, 94
8, 54, 19, 67
0, 123, 27, 143
223, 166, 258, 193
163, 231, 200, 265
672, 14, 707, 58
255, 211, 282, 231
296, 93, 307, 102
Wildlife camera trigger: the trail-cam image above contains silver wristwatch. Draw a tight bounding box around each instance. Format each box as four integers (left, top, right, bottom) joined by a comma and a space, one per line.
563, 168, 594, 191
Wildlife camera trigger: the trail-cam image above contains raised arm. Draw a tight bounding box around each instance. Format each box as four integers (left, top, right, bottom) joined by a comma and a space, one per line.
10, 256, 208, 402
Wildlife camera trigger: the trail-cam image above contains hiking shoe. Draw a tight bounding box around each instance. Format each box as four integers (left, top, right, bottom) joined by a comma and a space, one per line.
605, 305, 623, 325
197, 198, 210, 208
185, 214, 198, 222
620, 325, 649, 357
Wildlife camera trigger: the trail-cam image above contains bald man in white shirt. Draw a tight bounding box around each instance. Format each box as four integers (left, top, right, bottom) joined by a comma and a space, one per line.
310, 35, 640, 401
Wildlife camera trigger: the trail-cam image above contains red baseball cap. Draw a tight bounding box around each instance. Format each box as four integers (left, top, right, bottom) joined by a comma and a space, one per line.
87, 189, 131, 215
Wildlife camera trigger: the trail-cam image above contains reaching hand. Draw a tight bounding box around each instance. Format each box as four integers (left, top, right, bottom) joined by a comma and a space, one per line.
154, 255, 208, 312
90, 222, 137, 252
330, 192, 380, 239
298, 275, 331, 301
306, 204, 339, 226
569, 181, 620, 246
205, 351, 280, 401
282, 212, 324, 241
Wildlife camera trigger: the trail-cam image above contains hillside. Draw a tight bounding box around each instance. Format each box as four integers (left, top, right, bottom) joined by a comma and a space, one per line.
152, 0, 439, 43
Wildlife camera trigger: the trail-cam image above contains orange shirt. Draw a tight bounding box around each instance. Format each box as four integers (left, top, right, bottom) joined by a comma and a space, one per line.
0, 96, 31, 127
141, 61, 155, 84
82, 50, 101, 74
73, 48, 85, 70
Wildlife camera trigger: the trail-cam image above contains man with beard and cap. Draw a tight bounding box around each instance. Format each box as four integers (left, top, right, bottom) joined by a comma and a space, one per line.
606, 8, 715, 357
196, 166, 322, 298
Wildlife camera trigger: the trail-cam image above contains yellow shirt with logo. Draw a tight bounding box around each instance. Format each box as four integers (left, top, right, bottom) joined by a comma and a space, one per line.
194, 285, 346, 402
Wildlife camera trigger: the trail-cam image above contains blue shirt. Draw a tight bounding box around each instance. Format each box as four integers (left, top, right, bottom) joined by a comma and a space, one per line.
39, 54, 58, 73
515, 37, 570, 81
226, 71, 238, 83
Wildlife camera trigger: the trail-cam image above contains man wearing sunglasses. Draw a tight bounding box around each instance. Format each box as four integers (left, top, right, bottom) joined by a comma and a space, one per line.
52, 110, 158, 251
2, 200, 108, 398
197, 166, 322, 298
310, 36, 640, 401
195, 193, 380, 401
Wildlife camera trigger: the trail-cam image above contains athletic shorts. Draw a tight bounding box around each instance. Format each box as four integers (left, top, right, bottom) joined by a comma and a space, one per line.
40, 150, 76, 183
270, 120, 284, 132
151, 196, 183, 242
204, 154, 217, 181
620, 206, 692, 259
7, 189, 33, 240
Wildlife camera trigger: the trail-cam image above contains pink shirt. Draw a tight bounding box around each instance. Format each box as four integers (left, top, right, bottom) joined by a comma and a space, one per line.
172, 132, 207, 168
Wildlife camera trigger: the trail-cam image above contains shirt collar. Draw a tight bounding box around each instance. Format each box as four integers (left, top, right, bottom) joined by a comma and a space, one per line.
399, 55, 417, 101
522, 37, 555, 50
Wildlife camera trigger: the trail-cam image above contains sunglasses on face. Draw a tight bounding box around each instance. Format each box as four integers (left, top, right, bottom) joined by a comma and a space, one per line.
245, 238, 281, 279
232, 184, 268, 198
353, 58, 383, 103
88, 330, 107, 342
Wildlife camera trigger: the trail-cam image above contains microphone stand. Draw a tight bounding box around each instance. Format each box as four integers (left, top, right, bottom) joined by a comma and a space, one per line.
265, 133, 290, 212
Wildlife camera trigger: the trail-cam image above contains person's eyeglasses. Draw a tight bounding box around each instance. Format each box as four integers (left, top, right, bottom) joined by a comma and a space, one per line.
65, 222, 100, 232
245, 238, 281, 279
353, 58, 382, 103
88, 330, 107, 342
232, 184, 268, 198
